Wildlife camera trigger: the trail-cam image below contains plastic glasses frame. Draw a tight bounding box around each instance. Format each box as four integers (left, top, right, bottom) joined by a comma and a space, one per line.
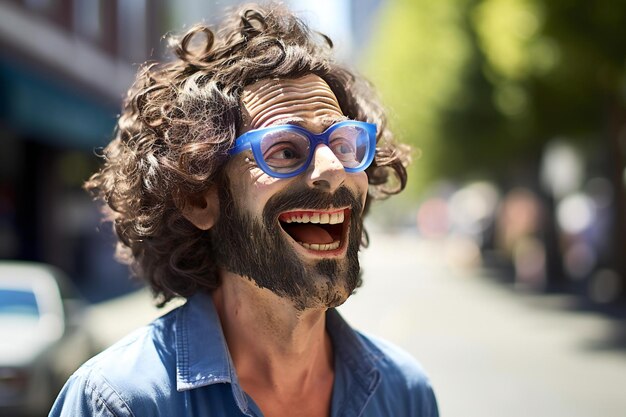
229, 120, 377, 179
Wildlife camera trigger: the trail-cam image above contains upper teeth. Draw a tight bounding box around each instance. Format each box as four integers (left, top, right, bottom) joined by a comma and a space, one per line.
299, 241, 341, 251
282, 211, 345, 225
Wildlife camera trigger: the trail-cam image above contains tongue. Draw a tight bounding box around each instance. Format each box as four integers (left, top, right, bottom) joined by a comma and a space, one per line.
284, 224, 334, 244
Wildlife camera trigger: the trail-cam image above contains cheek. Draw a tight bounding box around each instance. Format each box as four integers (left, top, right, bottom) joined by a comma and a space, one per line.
239, 168, 287, 214
351, 171, 369, 207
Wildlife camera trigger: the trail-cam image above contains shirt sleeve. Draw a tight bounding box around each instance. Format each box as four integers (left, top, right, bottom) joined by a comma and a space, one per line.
416, 377, 439, 417
358, 333, 440, 417
49, 369, 132, 417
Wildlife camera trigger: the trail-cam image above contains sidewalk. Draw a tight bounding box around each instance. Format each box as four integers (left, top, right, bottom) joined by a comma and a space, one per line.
338, 232, 626, 417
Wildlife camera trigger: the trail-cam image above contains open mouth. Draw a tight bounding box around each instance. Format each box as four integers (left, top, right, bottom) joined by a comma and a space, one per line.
278, 208, 349, 253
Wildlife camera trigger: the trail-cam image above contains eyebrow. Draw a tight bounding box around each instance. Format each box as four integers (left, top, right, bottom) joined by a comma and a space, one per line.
319, 115, 349, 129
270, 115, 348, 130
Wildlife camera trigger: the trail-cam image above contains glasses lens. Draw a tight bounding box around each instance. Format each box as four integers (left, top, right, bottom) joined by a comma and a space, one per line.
260, 129, 311, 174
328, 124, 371, 169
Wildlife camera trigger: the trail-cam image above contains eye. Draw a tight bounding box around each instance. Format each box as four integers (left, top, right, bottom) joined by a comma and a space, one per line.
329, 124, 370, 167
263, 141, 308, 172
263, 142, 302, 164
259, 130, 310, 172
330, 138, 358, 162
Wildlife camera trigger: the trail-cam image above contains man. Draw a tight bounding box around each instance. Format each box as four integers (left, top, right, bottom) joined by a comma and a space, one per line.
50, 3, 438, 417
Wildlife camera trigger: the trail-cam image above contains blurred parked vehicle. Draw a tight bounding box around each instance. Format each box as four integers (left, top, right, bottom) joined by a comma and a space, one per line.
0, 262, 95, 417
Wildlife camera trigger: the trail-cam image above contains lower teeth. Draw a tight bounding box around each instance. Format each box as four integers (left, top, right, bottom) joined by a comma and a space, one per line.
299, 241, 340, 251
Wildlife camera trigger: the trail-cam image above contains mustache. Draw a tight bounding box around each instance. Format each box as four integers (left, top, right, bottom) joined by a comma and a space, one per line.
262, 184, 364, 227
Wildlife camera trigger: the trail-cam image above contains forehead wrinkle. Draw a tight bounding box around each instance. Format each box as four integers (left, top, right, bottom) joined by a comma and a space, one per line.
242, 85, 285, 110
242, 77, 334, 109
248, 102, 343, 129
246, 94, 340, 123
270, 81, 337, 94
245, 88, 339, 115
251, 102, 344, 128
242, 74, 339, 105
250, 98, 345, 129
244, 73, 332, 95
241, 74, 345, 132
267, 86, 339, 105
242, 77, 285, 98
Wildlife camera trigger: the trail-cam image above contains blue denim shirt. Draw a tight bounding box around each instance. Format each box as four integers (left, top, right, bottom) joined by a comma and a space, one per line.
50, 293, 438, 417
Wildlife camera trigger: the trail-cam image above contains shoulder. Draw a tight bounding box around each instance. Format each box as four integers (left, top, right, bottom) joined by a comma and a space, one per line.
87, 309, 179, 390
50, 310, 180, 417
358, 332, 439, 417
360, 332, 431, 386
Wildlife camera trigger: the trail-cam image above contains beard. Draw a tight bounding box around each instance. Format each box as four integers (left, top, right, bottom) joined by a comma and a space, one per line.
210, 179, 364, 311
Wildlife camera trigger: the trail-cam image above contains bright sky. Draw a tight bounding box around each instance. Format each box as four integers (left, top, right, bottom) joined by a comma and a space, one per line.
289, 0, 352, 58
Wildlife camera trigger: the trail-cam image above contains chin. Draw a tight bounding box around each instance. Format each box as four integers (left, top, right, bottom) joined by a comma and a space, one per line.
288, 272, 354, 311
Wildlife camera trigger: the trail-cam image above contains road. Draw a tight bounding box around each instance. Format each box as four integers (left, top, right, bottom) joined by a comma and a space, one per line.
340, 232, 626, 417
89, 232, 626, 417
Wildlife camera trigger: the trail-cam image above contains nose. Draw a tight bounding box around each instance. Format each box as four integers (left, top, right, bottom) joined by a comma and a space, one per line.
305, 144, 346, 193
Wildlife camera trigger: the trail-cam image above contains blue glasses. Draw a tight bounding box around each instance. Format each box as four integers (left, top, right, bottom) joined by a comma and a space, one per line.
229, 120, 377, 178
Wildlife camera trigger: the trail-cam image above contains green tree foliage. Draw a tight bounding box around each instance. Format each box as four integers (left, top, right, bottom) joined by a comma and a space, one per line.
362, 0, 475, 193
364, 0, 626, 194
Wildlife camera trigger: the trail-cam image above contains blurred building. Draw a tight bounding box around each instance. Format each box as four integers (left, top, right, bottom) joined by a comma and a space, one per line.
0, 0, 155, 300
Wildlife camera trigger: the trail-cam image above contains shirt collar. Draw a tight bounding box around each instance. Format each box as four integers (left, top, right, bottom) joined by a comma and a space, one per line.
326, 308, 382, 392
175, 292, 251, 412
175, 292, 382, 412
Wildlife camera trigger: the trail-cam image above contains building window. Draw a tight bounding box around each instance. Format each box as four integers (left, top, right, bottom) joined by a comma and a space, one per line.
24, 0, 55, 12
73, 0, 102, 42
117, 0, 147, 62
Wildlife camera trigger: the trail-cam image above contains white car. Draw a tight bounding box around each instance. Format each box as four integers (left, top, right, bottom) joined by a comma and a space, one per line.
0, 262, 95, 417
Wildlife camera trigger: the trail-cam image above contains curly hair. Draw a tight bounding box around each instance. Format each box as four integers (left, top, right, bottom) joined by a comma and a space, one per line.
85, 2, 411, 306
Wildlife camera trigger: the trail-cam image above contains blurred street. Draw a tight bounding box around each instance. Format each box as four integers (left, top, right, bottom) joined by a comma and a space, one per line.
341, 232, 626, 417
90, 231, 626, 417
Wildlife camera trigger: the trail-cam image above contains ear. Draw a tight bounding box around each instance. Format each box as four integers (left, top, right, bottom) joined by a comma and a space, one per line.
180, 185, 220, 230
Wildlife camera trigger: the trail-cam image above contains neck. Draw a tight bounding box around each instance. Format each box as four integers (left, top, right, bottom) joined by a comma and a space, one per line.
211, 270, 334, 395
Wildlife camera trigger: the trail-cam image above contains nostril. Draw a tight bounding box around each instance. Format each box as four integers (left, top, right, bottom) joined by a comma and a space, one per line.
311, 179, 331, 191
